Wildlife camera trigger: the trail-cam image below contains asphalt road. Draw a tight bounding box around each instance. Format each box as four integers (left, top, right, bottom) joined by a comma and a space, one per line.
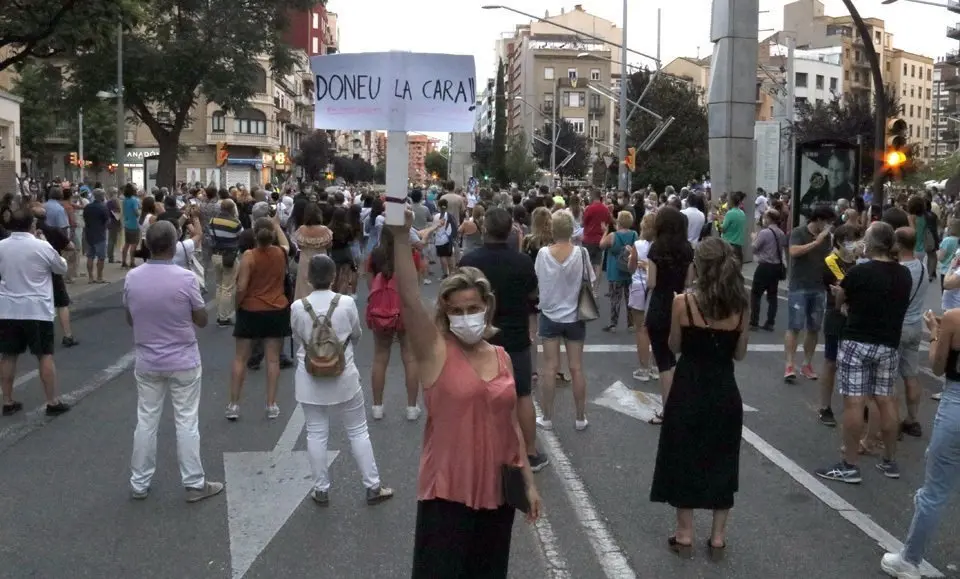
0, 267, 958, 579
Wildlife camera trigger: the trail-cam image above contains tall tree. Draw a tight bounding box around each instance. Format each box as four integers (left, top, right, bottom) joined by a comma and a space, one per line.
332, 156, 375, 183
472, 134, 495, 181
492, 58, 508, 185
625, 70, 709, 191
294, 130, 333, 182
424, 150, 448, 180
66, 0, 315, 187
12, 61, 63, 166
66, 98, 120, 167
532, 120, 589, 180
792, 91, 901, 186
504, 132, 539, 186
0, 0, 134, 72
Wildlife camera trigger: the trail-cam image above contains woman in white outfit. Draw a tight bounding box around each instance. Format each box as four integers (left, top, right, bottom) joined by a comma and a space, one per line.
290, 254, 394, 506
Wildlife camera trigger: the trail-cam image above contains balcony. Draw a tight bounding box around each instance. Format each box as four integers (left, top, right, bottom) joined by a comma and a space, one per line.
948, 50, 960, 67
941, 129, 959, 142
541, 103, 555, 115
950, 0, 960, 14
943, 76, 960, 92
207, 119, 279, 149
589, 104, 606, 115
949, 23, 960, 40
943, 102, 960, 116
851, 58, 871, 69
45, 125, 71, 144
587, 130, 607, 142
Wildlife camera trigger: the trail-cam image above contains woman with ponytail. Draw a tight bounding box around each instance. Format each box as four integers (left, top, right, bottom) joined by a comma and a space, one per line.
650, 237, 749, 561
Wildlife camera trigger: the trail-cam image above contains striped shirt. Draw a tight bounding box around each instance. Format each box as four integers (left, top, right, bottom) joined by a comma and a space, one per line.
209, 216, 242, 253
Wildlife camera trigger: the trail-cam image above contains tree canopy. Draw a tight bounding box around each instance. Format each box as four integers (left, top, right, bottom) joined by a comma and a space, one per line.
331, 156, 376, 184
625, 70, 708, 191
532, 120, 589, 180
0, 0, 134, 72
792, 90, 901, 185
64, 0, 316, 187
504, 132, 539, 187
294, 130, 333, 183
472, 134, 495, 181
424, 150, 448, 180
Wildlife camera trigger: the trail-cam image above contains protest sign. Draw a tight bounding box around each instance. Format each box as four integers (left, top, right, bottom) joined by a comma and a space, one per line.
310, 52, 477, 132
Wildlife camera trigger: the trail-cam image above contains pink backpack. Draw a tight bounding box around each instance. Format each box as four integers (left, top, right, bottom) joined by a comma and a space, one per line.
365, 273, 403, 333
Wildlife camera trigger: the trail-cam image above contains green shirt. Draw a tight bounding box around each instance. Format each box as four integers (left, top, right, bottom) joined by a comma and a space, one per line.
720, 207, 746, 247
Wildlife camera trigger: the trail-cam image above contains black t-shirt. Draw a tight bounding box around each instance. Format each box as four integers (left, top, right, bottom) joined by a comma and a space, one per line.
645, 241, 693, 329
459, 243, 537, 352
82, 201, 110, 244
841, 260, 912, 348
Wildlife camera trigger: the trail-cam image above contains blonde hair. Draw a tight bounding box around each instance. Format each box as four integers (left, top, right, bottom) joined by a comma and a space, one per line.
551, 210, 575, 241
640, 212, 656, 241
435, 266, 499, 339
616, 210, 634, 230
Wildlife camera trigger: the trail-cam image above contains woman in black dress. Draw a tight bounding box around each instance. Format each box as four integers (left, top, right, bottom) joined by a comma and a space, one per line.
650, 237, 749, 560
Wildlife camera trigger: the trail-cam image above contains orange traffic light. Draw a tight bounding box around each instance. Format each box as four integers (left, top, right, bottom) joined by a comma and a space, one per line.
886, 150, 906, 168
216, 142, 228, 167
69, 152, 78, 166
624, 147, 636, 172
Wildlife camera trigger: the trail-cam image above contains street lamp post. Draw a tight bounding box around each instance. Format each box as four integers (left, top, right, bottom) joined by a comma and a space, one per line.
116, 21, 125, 190
617, 0, 629, 192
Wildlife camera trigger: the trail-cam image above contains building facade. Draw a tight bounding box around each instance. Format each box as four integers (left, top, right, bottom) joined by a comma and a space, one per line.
474, 78, 495, 137
661, 57, 711, 103
333, 130, 381, 166
889, 49, 935, 158
407, 134, 434, 182
286, 2, 333, 57
0, 90, 22, 194
933, 59, 960, 159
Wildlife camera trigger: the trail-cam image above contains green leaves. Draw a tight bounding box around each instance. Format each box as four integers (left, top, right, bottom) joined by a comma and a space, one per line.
295, 130, 333, 183
625, 69, 708, 191
504, 132, 539, 187
12, 61, 63, 162
492, 58, 508, 186
425, 151, 448, 180
532, 119, 589, 180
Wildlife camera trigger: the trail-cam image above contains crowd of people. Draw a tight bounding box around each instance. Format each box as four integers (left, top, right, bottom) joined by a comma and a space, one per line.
0, 176, 957, 578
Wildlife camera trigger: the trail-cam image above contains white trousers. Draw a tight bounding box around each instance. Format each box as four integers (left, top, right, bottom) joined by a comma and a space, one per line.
301, 390, 380, 492
130, 366, 206, 493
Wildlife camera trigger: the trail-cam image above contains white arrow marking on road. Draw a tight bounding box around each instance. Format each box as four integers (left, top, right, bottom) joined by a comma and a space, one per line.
593, 381, 758, 424
592, 383, 943, 578
224, 406, 339, 579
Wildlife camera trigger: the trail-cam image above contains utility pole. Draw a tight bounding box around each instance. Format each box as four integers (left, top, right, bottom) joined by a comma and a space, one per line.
78, 107, 84, 184
785, 36, 796, 191
617, 0, 629, 192
551, 80, 558, 187
116, 20, 125, 189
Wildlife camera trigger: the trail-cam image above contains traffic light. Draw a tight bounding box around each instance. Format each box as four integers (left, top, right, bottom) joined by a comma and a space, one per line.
624, 147, 637, 172
883, 118, 912, 180
325, 172, 334, 180
216, 142, 228, 167
888, 118, 907, 150
69, 152, 78, 166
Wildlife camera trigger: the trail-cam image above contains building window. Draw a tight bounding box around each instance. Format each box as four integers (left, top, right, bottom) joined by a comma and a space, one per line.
543, 94, 554, 110
252, 66, 267, 94
564, 91, 583, 108
590, 68, 601, 81
928, 88, 933, 99
911, 87, 915, 98
909, 104, 914, 117
312, 36, 319, 54
567, 68, 578, 80
568, 118, 585, 134
544, 67, 554, 80
830, 77, 838, 91
911, 65, 916, 77
855, 50, 861, 62
795, 72, 808, 88
795, 96, 808, 107
589, 121, 600, 138
312, 12, 319, 29
816, 74, 824, 90
926, 126, 931, 138
816, 98, 824, 106
234, 108, 267, 134
903, 85, 907, 96
909, 124, 914, 137
589, 94, 602, 110
212, 111, 226, 133
886, 61, 891, 72
926, 107, 931, 119
844, 70, 849, 81
875, 31, 881, 43
854, 71, 860, 83
904, 63, 908, 75
928, 68, 933, 81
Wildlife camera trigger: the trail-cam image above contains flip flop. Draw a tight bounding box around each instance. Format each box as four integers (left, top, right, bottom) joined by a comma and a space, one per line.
649, 411, 664, 425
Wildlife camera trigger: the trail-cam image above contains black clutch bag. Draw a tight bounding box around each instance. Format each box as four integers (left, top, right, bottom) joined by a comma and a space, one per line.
501, 464, 530, 514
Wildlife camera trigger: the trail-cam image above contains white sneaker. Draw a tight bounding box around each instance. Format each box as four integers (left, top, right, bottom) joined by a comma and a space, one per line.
575, 418, 590, 431
880, 552, 921, 579
632, 367, 650, 382
371, 405, 384, 420
536, 417, 553, 430
406, 406, 422, 421
225, 403, 240, 421
266, 404, 280, 419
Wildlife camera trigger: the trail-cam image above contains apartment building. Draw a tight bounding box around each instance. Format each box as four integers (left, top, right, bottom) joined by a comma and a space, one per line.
933, 60, 960, 159
407, 134, 434, 182
661, 57, 711, 103
783, 0, 935, 161
286, 2, 335, 56
756, 44, 844, 120
334, 130, 381, 166
498, 5, 620, 157
474, 78, 495, 137
0, 90, 22, 193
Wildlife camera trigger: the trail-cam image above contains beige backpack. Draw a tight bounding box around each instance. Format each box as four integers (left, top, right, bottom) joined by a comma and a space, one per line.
300, 295, 345, 377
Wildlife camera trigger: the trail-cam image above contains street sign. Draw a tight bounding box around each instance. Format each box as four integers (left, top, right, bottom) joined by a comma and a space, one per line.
224, 406, 339, 579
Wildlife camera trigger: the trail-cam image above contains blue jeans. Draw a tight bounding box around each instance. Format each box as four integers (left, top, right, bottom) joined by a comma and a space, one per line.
900, 381, 960, 565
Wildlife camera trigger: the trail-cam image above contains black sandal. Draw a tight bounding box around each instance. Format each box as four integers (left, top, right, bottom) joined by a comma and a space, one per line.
649, 411, 664, 425
668, 536, 693, 559
707, 539, 726, 562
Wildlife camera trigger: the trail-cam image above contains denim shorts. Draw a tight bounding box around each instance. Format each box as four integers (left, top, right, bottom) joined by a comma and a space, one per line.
898, 322, 923, 379
538, 313, 586, 342
86, 240, 106, 260
787, 290, 826, 332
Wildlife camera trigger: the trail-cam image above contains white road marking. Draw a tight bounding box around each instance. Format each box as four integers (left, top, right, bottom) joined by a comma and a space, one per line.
12, 369, 38, 392
224, 405, 339, 579
538, 343, 928, 353
533, 399, 637, 579
594, 382, 758, 422
529, 510, 572, 579
595, 388, 944, 578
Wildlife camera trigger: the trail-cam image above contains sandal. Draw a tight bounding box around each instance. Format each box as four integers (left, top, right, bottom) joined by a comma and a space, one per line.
668, 536, 693, 559
649, 411, 664, 425
706, 539, 726, 562
556, 372, 569, 382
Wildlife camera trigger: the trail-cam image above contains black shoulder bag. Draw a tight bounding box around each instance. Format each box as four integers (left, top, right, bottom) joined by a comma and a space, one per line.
770, 228, 786, 281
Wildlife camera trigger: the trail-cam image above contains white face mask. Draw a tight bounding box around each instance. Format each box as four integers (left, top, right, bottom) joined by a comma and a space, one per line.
843, 241, 858, 253
448, 311, 487, 345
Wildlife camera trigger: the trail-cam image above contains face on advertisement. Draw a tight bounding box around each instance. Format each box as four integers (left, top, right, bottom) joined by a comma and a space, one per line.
827, 154, 849, 191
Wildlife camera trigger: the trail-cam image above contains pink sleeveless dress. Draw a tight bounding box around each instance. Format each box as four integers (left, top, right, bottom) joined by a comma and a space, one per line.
417, 339, 522, 510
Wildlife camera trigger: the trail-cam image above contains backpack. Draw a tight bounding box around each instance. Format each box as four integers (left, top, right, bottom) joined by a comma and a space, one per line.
365, 273, 402, 333
300, 295, 346, 378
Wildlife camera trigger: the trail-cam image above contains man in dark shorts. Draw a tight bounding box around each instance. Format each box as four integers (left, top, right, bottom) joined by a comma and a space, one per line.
459, 208, 548, 471
35, 207, 80, 348
0, 208, 71, 416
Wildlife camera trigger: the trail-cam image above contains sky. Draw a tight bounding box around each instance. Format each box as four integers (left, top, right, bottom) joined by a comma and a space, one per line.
331, 0, 952, 81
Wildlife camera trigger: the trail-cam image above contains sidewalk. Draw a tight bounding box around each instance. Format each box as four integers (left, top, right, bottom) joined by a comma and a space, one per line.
63, 260, 128, 303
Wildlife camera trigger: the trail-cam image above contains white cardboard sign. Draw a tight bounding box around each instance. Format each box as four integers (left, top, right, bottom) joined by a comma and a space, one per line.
309, 52, 477, 132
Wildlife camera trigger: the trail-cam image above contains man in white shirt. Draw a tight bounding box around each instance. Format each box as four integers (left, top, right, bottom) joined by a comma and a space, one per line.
0, 208, 71, 416
755, 188, 769, 224
681, 191, 707, 248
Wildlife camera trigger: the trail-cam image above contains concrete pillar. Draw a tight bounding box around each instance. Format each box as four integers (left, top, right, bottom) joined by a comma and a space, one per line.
708, 0, 759, 261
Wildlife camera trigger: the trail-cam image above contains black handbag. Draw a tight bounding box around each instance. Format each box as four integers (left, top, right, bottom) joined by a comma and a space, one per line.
501, 464, 530, 513
770, 227, 786, 281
